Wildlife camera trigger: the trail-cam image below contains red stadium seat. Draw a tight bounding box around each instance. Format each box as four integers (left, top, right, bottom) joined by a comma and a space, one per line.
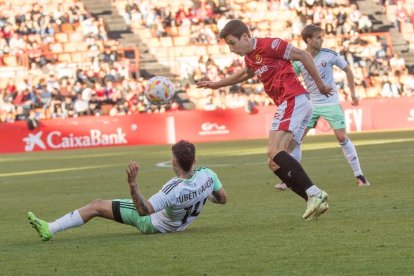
61, 23, 74, 33
58, 53, 72, 63
3, 56, 18, 67
160, 37, 173, 47
71, 52, 84, 63
55, 33, 68, 43
147, 37, 161, 48
69, 32, 84, 42
50, 43, 63, 53
173, 36, 190, 46
401, 22, 413, 34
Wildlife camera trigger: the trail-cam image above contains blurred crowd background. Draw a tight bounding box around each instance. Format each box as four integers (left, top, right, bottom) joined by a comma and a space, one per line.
0, 0, 413, 124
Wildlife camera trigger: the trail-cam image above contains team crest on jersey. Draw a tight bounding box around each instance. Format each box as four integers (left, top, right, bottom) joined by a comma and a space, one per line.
255, 54, 262, 64
321, 61, 327, 67
271, 39, 280, 50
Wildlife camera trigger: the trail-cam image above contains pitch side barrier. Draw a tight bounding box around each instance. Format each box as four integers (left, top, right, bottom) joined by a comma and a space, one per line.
0, 97, 413, 153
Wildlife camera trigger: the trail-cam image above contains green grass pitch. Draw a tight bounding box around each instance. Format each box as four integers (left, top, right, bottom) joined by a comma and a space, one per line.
1, 130, 413, 275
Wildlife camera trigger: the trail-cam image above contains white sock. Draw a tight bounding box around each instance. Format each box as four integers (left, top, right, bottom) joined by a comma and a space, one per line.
290, 143, 302, 162
340, 138, 363, 177
306, 185, 321, 197
48, 210, 84, 234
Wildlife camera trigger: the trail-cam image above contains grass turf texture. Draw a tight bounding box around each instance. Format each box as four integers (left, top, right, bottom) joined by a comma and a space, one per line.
1, 130, 413, 275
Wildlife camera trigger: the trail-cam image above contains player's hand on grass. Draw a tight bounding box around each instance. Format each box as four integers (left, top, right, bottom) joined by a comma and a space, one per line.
126, 161, 139, 188
319, 85, 333, 97
196, 81, 219, 89
351, 94, 359, 106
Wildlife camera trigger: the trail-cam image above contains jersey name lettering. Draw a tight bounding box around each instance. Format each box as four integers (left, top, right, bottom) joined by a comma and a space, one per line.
176, 177, 214, 204
177, 191, 197, 203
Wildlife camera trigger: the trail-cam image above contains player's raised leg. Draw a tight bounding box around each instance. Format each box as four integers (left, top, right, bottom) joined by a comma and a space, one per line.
275, 142, 302, 190
334, 128, 370, 187
28, 199, 114, 241
305, 201, 329, 221
28, 212, 53, 241
269, 141, 328, 219
268, 94, 328, 219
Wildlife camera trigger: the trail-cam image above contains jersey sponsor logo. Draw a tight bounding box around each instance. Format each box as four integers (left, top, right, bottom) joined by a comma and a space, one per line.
22, 128, 128, 151
198, 122, 229, 135
255, 54, 262, 64
254, 65, 268, 77
271, 39, 280, 50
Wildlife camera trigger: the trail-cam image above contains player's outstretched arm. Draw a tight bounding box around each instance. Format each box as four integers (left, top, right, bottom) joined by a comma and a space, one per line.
208, 188, 227, 204
196, 67, 254, 90
126, 161, 155, 216
343, 65, 359, 106
288, 46, 333, 97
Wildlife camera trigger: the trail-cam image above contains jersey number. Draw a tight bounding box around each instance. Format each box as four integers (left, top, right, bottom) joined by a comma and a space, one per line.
181, 197, 207, 224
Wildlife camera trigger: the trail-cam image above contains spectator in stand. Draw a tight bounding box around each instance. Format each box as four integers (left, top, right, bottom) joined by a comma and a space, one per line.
74, 93, 89, 117
405, 74, 414, 96
123, 0, 139, 26
395, 0, 409, 32
358, 14, 373, 33
192, 23, 217, 44
97, 17, 109, 41
15, 105, 28, 121
389, 53, 406, 73
12, 88, 29, 107
410, 7, 414, 25
100, 47, 118, 65
1, 0, 413, 123
381, 74, 400, 97
349, 4, 362, 27
39, 87, 52, 110
61, 96, 75, 118
50, 88, 64, 118
335, 6, 348, 35
8, 33, 26, 55
39, 15, 55, 38
291, 14, 304, 39
0, 95, 16, 122
88, 92, 102, 116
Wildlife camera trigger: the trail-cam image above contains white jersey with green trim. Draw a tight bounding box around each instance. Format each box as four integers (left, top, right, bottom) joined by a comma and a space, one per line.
148, 167, 222, 233
293, 48, 348, 106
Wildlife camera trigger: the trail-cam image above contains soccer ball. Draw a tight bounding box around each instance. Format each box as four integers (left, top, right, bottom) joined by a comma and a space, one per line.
144, 76, 175, 105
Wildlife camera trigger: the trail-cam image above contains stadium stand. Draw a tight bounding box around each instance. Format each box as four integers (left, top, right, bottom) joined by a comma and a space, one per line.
0, 0, 413, 123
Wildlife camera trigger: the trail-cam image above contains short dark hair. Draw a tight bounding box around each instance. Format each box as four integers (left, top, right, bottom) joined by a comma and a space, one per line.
219, 19, 251, 40
172, 140, 196, 172
301, 24, 323, 43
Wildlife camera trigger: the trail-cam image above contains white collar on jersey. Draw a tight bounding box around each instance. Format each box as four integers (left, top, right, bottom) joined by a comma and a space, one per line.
253, 37, 257, 50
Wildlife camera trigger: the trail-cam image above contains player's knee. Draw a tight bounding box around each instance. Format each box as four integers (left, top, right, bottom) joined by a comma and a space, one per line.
337, 135, 348, 144
267, 147, 282, 160
268, 158, 279, 171
88, 199, 105, 214
335, 130, 348, 143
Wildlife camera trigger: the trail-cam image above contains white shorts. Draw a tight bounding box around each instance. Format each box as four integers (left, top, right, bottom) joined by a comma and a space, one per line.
271, 93, 313, 143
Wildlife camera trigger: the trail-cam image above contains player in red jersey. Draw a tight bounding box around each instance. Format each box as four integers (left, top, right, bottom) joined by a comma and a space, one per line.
197, 20, 332, 220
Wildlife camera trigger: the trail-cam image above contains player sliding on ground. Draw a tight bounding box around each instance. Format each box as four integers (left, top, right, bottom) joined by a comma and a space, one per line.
28, 140, 227, 241
197, 20, 331, 220
275, 24, 370, 191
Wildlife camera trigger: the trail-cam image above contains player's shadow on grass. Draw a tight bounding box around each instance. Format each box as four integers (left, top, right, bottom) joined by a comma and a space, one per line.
23, 224, 230, 245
